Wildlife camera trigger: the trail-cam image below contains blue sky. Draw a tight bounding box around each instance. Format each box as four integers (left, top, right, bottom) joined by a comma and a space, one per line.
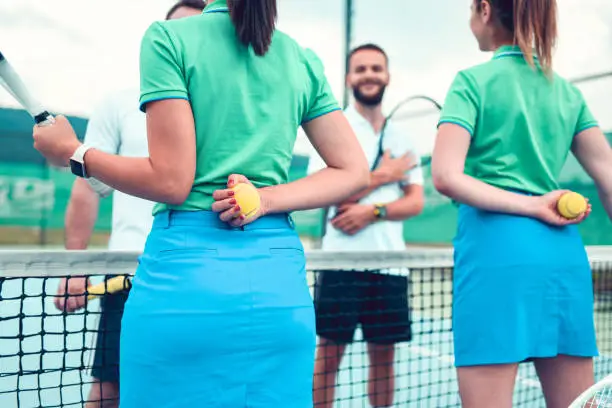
1, 0, 611, 154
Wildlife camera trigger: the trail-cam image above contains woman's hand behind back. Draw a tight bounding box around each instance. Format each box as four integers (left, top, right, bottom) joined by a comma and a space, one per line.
212, 174, 266, 227
530, 190, 591, 227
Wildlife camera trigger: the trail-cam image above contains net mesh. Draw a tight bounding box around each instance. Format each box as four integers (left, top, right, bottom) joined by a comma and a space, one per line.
1, 248, 612, 407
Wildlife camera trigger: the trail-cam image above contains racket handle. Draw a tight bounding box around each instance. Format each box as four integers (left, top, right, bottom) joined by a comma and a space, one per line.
34, 111, 55, 126
87, 276, 132, 300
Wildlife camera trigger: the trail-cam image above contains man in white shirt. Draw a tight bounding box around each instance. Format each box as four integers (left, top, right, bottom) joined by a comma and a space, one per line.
52, 2, 206, 407
310, 44, 425, 408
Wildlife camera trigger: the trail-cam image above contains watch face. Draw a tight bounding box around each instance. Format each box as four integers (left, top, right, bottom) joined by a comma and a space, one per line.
70, 159, 85, 178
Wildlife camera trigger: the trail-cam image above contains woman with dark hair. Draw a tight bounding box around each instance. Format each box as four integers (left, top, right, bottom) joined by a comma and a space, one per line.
432, 0, 612, 407
33, 0, 370, 406
165, 0, 207, 20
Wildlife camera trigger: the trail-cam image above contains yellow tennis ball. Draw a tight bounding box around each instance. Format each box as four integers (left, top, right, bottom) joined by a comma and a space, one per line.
557, 192, 587, 219
230, 182, 261, 219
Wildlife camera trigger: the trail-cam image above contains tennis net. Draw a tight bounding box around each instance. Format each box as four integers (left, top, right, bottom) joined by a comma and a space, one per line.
1, 247, 612, 407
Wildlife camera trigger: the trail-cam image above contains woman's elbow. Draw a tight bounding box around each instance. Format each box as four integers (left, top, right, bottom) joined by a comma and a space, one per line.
432, 169, 454, 197
158, 175, 192, 206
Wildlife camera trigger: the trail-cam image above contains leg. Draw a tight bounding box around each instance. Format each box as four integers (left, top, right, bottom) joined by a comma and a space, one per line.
366, 343, 395, 408
312, 270, 361, 408
361, 273, 412, 407
457, 364, 518, 408
86, 381, 119, 408
534, 355, 594, 408
313, 338, 347, 408
90, 283, 128, 408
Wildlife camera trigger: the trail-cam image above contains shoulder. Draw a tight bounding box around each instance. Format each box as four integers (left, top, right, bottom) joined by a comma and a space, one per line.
450, 61, 494, 91
550, 72, 584, 100
140, 20, 186, 54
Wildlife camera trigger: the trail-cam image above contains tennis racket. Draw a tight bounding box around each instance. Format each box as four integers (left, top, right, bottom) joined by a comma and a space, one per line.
0, 50, 114, 198
86, 275, 132, 300
320, 94, 443, 236
372, 94, 443, 173
568, 374, 612, 407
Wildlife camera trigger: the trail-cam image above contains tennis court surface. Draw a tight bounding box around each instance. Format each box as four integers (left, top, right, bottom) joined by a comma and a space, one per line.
1, 247, 612, 407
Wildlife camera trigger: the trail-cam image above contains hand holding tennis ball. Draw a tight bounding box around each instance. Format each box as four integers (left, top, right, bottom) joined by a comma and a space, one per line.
532, 190, 591, 226
557, 192, 588, 219
211, 174, 265, 226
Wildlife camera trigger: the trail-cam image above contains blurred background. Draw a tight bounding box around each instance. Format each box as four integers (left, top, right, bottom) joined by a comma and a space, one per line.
1, 0, 611, 248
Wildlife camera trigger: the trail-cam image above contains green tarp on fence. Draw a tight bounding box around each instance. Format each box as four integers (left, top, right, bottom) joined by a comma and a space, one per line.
1, 107, 610, 245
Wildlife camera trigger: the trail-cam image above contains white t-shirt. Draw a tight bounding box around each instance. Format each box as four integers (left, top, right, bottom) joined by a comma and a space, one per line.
307, 105, 424, 275
84, 89, 154, 251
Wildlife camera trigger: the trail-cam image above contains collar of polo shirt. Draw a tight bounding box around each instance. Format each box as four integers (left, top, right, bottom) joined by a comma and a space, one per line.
203, 0, 229, 13
493, 44, 539, 61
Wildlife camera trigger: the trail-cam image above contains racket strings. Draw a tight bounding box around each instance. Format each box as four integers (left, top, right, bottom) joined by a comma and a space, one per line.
583, 386, 612, 407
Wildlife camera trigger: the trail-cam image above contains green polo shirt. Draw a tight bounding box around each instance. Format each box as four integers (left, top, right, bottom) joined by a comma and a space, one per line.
438, 45, 599, 195
138, 0, 339, 213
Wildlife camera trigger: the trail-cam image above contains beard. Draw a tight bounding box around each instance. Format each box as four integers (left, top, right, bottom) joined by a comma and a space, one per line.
352, 82, 387, 107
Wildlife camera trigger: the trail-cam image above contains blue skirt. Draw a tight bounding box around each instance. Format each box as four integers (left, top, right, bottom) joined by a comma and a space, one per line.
452, 204, 598, 367
119, 210, 315, 407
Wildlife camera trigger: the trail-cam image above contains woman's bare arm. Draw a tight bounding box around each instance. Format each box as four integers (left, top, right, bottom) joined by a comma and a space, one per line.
572, 127, 612, 219
259, 110, 370, 214
431, 123, 538, 216
83, 99, 196, 205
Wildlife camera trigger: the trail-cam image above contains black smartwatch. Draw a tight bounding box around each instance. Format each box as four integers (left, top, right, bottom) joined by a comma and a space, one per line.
69, 145, 92, 178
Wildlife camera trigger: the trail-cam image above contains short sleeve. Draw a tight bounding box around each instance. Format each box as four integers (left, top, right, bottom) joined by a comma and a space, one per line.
139, 22, 188, 112
575, 92, 599, 135
438, 71, 479, 136
302, 49, 340, 124
83, 95, 121, 154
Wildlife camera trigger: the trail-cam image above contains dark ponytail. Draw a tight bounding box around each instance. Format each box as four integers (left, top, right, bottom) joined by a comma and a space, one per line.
228, 0, 277, 56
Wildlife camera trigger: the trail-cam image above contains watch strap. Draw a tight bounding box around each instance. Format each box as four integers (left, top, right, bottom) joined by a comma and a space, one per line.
374, 203, 387, 219
70, 144, 92, 178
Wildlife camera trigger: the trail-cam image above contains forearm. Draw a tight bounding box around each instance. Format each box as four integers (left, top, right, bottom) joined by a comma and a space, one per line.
384, 193, 424, 221
597, 188, 612, 221
64, 179, 99, 250
342, 171, 387, 203
434, 173, 535, 216
84, 149, 188, 205
262, 167, 369, 213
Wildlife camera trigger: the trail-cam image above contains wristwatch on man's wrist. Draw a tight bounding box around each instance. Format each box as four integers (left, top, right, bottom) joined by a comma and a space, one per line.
70, 144, 93, 178
373, 203, 387, 220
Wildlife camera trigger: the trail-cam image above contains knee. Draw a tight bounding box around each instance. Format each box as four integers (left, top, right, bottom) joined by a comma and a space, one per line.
368, 343, 395, 366
315, 338, 346, 371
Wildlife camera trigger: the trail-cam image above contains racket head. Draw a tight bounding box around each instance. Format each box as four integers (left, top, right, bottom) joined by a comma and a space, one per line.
568, 374, 612, 408
385, 95, 441, 167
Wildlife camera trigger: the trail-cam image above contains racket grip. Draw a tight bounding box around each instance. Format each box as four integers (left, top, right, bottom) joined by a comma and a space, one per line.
87, 276, 132, 300
34, 111, 55, 126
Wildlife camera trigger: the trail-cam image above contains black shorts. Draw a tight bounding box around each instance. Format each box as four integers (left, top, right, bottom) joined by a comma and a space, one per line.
314, 270, 412, 345
90, 277, 129, 383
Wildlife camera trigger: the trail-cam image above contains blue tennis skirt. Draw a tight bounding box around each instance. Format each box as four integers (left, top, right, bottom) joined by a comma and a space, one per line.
452, 204, 598, 367
119, 210, 315, 407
